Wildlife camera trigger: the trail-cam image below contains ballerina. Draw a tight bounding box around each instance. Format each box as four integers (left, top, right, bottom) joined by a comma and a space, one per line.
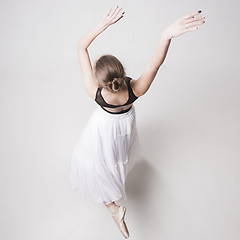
69, 5, 205, 239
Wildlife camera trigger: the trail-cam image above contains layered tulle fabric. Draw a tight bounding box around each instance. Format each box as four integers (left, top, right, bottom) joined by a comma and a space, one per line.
69, 105, 141, 204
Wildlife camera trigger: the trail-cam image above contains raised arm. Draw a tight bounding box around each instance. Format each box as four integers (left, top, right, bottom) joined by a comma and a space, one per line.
132, 10, 205, 97
77, 5, 125, 99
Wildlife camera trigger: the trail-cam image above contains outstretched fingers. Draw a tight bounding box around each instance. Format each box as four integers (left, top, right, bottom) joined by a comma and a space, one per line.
110, 5, 119, 16
182, 10, 202, 20
113, 5, 122, 16
105, 5, 120, 17
184, 19, 205, 29
181, 10, 205, 32
100, 5, 125, 28
111, 6, 124, 22
115, 6, 123, 18
105, 8, 112, 17
108, 5, 125, 24
184, 15, 205, 24
113, 12, 125, 23
108, 5, 122, 18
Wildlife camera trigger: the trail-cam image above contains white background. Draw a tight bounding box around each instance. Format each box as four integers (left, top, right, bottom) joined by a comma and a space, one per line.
1, 0, 240, 239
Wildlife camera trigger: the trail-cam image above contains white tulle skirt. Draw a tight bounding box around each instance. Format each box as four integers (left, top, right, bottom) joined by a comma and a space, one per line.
68, 104, 142, 205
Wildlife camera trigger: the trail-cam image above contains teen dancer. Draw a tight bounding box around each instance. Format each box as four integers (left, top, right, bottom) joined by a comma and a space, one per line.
69, 5, 205, 238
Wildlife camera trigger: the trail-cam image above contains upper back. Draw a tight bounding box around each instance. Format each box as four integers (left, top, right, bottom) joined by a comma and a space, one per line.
95, 76, 139, 108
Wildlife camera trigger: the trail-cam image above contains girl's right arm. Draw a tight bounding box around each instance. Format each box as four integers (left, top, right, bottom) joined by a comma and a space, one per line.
132, 10, 205, 97
77, 5, 124, 99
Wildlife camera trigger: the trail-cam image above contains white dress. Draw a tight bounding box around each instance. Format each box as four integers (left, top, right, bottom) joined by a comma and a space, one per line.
69, 78, 141, 205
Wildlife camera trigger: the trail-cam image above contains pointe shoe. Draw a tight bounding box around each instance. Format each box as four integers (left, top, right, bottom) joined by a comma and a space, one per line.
111, 206, 130, 238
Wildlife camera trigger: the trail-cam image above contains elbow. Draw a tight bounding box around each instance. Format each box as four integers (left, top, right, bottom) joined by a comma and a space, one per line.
136, 84, 150, 97
141, 87, 150, 96
77, 40, 87, 50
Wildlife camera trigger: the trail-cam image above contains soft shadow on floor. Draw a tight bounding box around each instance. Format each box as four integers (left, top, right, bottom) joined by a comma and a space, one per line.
124, 157, 162, 239
126, 158, 156, 204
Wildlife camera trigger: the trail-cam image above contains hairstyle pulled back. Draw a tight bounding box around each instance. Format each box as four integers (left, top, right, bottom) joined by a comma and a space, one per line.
94, 54, 126, 93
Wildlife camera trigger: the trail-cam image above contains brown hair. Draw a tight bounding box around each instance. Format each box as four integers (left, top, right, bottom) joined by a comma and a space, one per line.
93, 54, 126, 93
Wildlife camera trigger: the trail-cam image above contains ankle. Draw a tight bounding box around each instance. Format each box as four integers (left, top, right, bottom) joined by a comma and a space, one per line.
111, 205, 120, 215
106, 203, 120, 214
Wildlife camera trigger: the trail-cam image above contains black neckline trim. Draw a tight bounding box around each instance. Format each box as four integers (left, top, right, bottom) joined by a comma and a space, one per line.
100, 105, 132, 114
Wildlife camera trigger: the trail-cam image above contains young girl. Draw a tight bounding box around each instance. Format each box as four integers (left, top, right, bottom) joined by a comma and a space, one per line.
69, 5, 205, 238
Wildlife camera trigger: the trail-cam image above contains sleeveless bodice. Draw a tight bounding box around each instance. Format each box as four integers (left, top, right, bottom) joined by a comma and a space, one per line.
95, 76, 138, 114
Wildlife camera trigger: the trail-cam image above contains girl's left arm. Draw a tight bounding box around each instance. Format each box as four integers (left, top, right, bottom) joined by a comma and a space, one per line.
77, 5, 125, 99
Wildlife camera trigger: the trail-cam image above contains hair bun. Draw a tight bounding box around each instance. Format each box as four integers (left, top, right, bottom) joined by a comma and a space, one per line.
107, 81, 113, 89
108, 77, 123, 92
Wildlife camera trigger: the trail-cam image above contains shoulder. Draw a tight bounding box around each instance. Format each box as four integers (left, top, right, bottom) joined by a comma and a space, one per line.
128, 77, 142, 98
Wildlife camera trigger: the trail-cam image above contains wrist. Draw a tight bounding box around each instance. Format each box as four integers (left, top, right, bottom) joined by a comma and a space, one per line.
161, 31, 172, 41
96, 22, 108, 32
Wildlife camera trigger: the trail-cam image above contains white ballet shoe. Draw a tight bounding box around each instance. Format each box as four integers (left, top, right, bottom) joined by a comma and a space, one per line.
111, 206, 129, 238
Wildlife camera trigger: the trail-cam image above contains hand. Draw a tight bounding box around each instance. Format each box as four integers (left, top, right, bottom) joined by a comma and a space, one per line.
163, 10, 205, 39
99, 5, 125, 29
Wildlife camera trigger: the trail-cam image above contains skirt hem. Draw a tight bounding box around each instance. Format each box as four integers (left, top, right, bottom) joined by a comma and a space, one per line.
70, 186, 127, 205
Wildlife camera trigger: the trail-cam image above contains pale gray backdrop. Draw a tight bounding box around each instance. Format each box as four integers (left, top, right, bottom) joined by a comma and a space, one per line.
1, 0, 239, 239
